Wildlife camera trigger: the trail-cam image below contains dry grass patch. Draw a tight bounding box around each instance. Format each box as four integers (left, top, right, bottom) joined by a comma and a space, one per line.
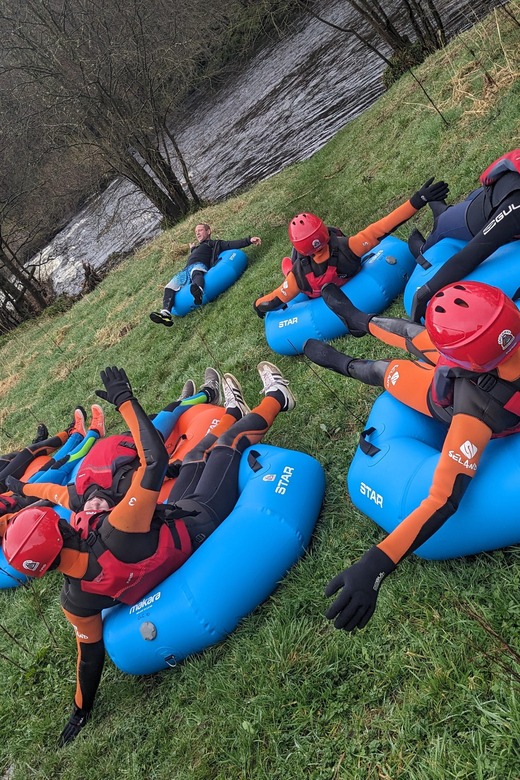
0, 373, 20, 401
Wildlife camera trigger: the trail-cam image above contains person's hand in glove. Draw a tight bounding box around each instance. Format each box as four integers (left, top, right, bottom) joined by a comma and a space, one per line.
58, 704, 91, 747
409, 177, 449, 209
325, 546, 396, 631
4, 475, 26, 496
95, 366, 135, 409
410, 281, 434, 323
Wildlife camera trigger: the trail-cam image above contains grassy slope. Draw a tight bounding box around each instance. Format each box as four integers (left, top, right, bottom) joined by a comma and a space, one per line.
1, 7, 520, 779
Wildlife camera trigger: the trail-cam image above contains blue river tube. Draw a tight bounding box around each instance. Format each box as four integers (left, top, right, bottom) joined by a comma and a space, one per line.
103, 444, 325, 675
171, 249, 248, 317
403, 238, 520, 317
264, 236, 415, 356
347, 391, 520, 561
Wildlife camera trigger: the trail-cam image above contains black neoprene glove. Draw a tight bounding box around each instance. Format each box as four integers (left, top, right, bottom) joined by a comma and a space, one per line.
95, 366, 135, 409
409, 177, 449, 210
4, 475, 26, 495
325, 546, 396, 631
58, 704, 91, 747
410, 281, 434, 323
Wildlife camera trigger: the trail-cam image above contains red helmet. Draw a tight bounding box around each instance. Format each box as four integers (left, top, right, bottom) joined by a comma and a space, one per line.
2, 506, 63, 577
288, 213, 329, 256
425, 281, 520, 371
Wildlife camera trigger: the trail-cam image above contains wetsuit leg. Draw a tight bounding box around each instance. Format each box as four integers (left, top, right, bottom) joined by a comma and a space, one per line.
162, 286, 176, 312
152, 391, 208, 441
0, 432, 69, 491
175, 397, 283, 548
422, 190, 480, 251
30, 431, 100, 485
368, 317, 440, 365
167, 412, 239, 502
62, 610, 104, 714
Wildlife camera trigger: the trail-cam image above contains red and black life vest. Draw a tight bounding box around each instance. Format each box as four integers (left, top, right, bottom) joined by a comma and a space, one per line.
430, 355, 520, 438
73, 509, 192, 605
465, 150, 520, 237
480, 150, 520, 185
74, 435, 138, 498
291, 229, 360, 298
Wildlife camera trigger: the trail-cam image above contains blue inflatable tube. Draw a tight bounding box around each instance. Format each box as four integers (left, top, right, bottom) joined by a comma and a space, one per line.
348, 392, 520, 560
103, 444, 325, 675
264, 236, 415, 355
171, 249, 248, 317
404, 238, 520, 316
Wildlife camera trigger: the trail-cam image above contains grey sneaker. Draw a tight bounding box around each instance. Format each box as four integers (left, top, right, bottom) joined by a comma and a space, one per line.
200, 367, 222, 405
257, 361, 295, 411
177, 379, 196, 401
223, 373, 251, 417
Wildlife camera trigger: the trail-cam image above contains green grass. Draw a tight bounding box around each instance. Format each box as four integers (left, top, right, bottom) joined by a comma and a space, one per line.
1, 6, 520, 778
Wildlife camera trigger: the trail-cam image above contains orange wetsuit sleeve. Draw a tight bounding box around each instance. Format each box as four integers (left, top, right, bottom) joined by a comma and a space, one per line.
348, 199, 418, 257
255, 270, 301, 309
378, 414, 492, 565
20, 481, 71, 508
106, 398, 168, 533
62, 609, 104, 712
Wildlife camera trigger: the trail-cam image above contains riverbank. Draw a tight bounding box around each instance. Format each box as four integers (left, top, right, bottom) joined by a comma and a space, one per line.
1, 6, 519, 778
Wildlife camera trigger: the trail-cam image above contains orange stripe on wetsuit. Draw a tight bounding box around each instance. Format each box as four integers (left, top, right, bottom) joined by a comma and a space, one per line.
378, 414, 492, 564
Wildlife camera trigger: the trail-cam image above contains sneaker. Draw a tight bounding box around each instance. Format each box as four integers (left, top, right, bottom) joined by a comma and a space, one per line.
149, 310, 173, 327
200, 367, 221, 405
177, 379, 196, 401
190, 283, 204, 306
88, 404, 105, 437
257, 361, 295, 411
223, 373, 251, 417
68, 406, 87, 437
32, 423, 49, 444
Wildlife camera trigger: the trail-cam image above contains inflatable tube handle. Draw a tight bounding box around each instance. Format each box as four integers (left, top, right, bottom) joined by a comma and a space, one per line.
247, 450, 263, 472
416, 252, 432, 270
359, 427, 381, 457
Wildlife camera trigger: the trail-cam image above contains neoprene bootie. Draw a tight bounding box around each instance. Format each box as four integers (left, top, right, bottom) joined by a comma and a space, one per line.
322, 284, 373, 337
303, 339, 354, 376
407, 229, 425, 260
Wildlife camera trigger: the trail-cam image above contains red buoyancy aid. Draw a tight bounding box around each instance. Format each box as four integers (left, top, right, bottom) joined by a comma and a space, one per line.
481, 150, 520, 186
74, 510, 192, 605
74, 435, 137, 496
293, 229, 360, 298
0, 493, 19, 517
431, 355, 520, 438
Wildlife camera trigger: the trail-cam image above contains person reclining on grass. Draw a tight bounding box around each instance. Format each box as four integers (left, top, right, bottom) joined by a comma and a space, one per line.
304, 280, 520, 633
150, 222, 261, 325
3, 361, 295, 746
409, 149, 520, 322
253, 177, 448, 317
0, 407, 104, 531
4, 371, 220, 525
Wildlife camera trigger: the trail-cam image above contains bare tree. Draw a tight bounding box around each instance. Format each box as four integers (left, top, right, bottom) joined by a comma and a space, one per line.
0, 0, 221, 223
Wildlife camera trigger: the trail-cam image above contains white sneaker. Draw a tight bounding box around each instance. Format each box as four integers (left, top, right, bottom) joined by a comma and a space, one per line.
200, 367, 221, 405
177, 380, 196, 401
223, 374, 251, 417
257, 361, 295, 411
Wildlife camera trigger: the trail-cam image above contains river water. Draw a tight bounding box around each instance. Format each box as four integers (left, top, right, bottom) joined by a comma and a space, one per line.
34, 0, 504, 295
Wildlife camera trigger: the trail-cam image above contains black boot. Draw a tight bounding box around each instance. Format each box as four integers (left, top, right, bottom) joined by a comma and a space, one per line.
32, 423, 49, 444
408, 229, 425, 260
303, 339, 354, 376
322, 284, 373, 337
